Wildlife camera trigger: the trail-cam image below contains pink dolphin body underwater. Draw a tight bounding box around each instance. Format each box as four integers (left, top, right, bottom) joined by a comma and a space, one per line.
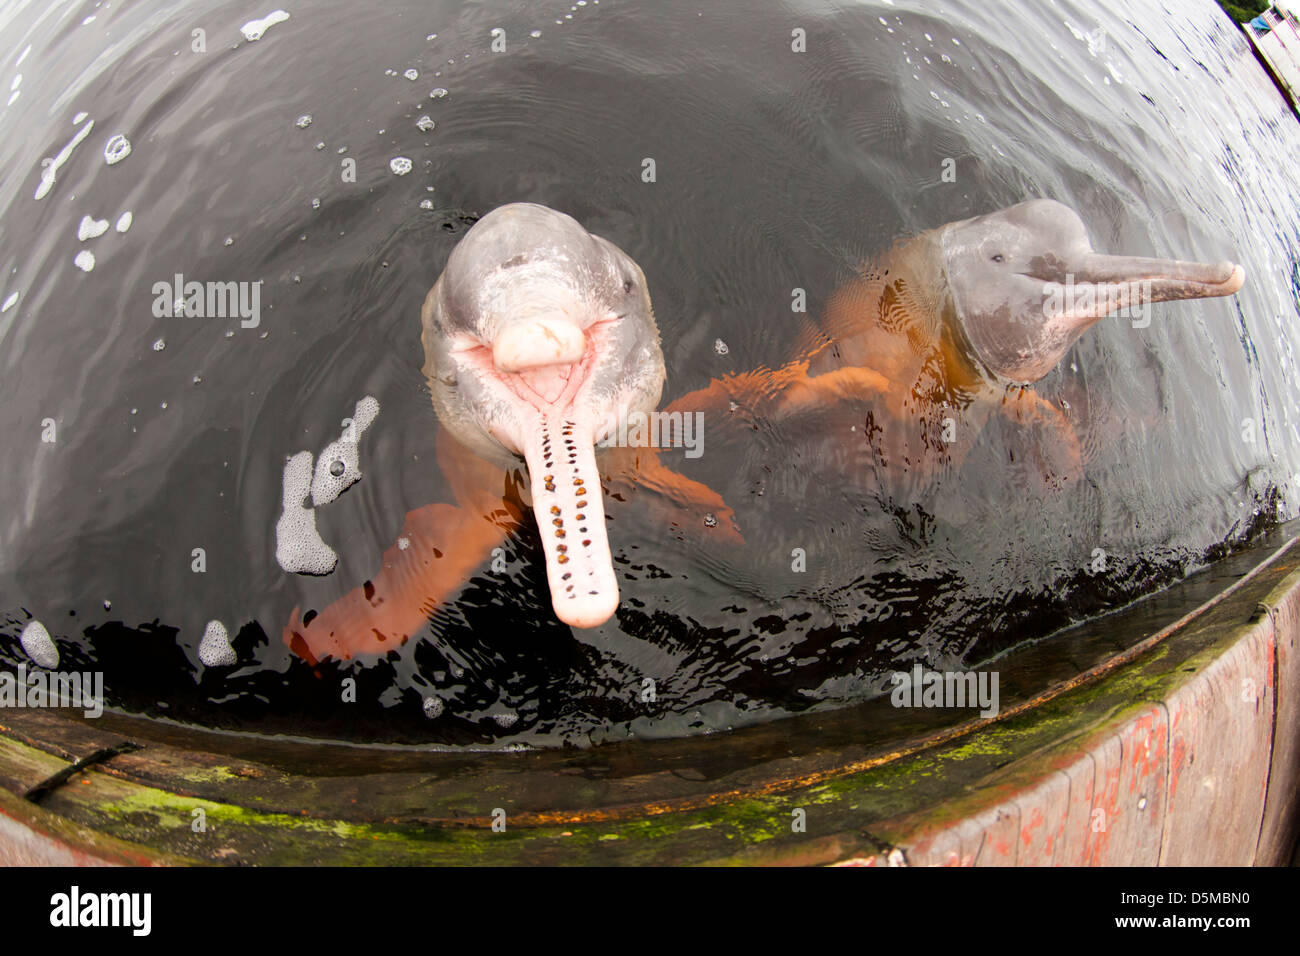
284, 200, 1244, 663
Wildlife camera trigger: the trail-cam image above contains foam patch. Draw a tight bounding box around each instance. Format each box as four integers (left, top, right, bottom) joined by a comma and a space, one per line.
78, 215, 108, 241
198, 619, 237, 667
275, 451, 338, 574
240, 9, 290, 41
20, 620, 59, 669
310, 395, 379, 506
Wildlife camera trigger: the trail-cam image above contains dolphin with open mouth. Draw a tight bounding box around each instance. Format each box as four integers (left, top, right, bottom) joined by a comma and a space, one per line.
283, 204, 737, 663
420, 202, 666, 628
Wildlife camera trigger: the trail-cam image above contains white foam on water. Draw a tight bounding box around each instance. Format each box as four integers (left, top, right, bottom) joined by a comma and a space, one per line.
198, 620, 237, 666
34, 118, 93, 200
310, 395, 379, 506
1, 291, 17, 312
276, 451, 338, 574
240, 9, 290, 41
389, 156, 412, 175
73, 250, 94, 271
492, 712, 518, 728
397, 536, 410, 550
115, 211, 132, 232
103, 132, 130, 165
77, 214, 108, 240
20, 620, 59, 669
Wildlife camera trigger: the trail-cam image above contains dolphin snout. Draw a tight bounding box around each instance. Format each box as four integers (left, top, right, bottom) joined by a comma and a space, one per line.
492, 316, 587, 372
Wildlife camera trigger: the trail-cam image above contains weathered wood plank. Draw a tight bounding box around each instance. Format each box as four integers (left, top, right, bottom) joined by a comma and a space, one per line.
1159, 614, 1274, 865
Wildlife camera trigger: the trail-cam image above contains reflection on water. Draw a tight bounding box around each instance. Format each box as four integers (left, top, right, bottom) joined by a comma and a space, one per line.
0, 0, 1298, 748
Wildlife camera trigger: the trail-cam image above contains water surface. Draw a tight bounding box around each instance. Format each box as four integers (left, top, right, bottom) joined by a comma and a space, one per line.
1, 0, 1298, 748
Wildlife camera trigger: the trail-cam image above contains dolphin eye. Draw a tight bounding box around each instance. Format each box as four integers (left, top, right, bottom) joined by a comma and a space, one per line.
623, 277, 635, 294
991, 254, 1005, 263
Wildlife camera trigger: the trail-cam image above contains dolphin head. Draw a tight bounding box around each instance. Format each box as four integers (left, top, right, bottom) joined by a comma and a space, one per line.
421, 203, 663, 629
939, 198, 1245, 383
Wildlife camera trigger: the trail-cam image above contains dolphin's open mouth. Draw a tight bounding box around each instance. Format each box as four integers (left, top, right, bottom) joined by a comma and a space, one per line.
448, 317, 622, 628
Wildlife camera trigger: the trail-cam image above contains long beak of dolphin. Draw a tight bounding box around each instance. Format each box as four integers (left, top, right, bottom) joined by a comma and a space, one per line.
493, 316, 620, 629
1052, 254, 1245, 326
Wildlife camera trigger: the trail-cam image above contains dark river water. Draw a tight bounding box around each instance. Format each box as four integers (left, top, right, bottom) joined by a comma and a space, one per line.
2, 0, 1299, 748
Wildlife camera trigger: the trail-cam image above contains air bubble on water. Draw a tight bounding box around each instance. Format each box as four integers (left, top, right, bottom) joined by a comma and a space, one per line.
530, 30, 541, 37
160, 401, 168, 409
198, 620, 237, 667
390, 156, 412, 175
240, 9, 290, 42
416, 115, 436, 132
314, 141, 325, 150
102, 599, 111, 611
311, 197, 321, 209
103, 133, 131, 164
130, 408, 137, 414
713, 338, 729, 355
295, 114, 312, 128
419, 199, 434, 210
429, 87, 448, 98
74, 250, 94, 271
398, 537, 410, 550
115, 211, 132, 232
293, 274, 301, 283
336, 145, 347, 154
192, 374, 202, 384
223, 236, 234, 246
152, 338, 165, 351
426, 33, 437, 41
704, 513, 718, 528
403, 68, 419, 81
224, 329, 234, 338
329, 459, 344, 477
20, 620, 59, 669
423, 696, 444, 718
1, 292, 18, 312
